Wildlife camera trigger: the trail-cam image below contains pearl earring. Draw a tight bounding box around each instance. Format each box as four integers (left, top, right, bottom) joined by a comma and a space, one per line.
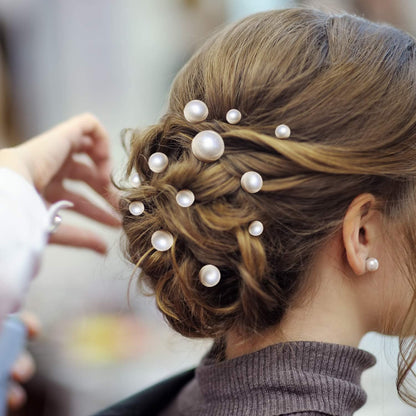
191, 130, 225, 162
199, 264, 221, 287
184, 100, 209, 123
366, 257, 379, 272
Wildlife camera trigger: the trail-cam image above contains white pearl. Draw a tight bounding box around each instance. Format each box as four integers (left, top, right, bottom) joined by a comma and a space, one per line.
176, 189, 195, 208
248, 220, 264, 236
151, 230, 174, 252
130, 173, 141, 187
191, 130, 225, 162
129, 201, 145, 216
275, 124, 291, 139
226, 109, 241, 124
199, 265, 221, 287
366, 257, 379, 272
183, 100, 209, 123
148, 152, 168, 173
241, 171, 263, 193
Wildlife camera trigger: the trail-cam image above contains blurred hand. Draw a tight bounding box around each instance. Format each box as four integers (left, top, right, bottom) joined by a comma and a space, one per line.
0, 113, 121, 254
7, 312, 40, 411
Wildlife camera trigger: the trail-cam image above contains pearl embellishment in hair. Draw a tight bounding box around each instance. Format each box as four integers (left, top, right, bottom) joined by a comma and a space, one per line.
130, 172, 141, 187
275, 124, 291, 139
191, 130, 225, 162
248, 220, 264, 236
199, 264, 221, 287
226, 109, 242, 124
151, 230, 174, 252
176, 189, 195, 208
129, 201, 145, 216
366, 257, 379, 272
148, 152, 168, 173
184, 100, 209, 123
241, 171, 263, 193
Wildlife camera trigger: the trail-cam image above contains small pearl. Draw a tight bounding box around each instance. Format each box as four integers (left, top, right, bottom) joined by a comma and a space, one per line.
241, 171, 263, 193
151, 230, 174, 252
176, 189, 195, 208
248, 220, 264, 236
199, 265, 221, 287
366, 257, 379, 272
148, 152, 168, 173
129, 201, 145, 216
191, 130, 225, 162
183, 100, 209, 123
130, 173, 141, 187
49, 215, 62, 234
275, 124, 291, 139
226, 109, 242, 124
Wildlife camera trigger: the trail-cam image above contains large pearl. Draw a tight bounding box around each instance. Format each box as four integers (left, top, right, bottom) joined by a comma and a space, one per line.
151, 230, 174, 252
184, 100, 209, 123
129, 201, 145, 216
199, 265, 221, 287
130, 172, 141, 187
226, 109, 242, 124
191, 130, 225, 162
241, 171, 263, 193
366, 257, 379, 272
248, 220, 264, 236
148, 152, 168, 173
176, 189, 195, 207
275, 124, 291, 139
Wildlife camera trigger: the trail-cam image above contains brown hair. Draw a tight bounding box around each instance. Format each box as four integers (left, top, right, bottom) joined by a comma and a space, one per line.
121, 8, 416, 406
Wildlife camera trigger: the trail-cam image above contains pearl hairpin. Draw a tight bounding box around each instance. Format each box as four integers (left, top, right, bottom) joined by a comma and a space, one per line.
191, 130, 225, 162
226, 109, 241, 124
275, 124, 291, 139
176, 189, 195, 208
151, 230, 174, 252
248, 220, 264, 236
184, 100, 209, 123
241, 171, 263, 193
199, 264, 221, 287
129, 201, 145, 216
365, 257, 379, 272
148, 152, 169, 173
130, 172, 141, 187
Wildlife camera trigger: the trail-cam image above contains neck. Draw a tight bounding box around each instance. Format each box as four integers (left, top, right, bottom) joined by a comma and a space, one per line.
226, 253, 372, 359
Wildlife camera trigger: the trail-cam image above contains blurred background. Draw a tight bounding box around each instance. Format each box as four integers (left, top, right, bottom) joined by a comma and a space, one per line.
1, 0, 416, 414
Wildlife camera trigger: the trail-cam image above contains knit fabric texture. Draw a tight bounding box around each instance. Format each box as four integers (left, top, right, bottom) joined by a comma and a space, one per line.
160, 341, 376, 416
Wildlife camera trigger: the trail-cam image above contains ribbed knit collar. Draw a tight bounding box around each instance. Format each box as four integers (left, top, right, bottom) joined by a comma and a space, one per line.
191, 341, 376, 416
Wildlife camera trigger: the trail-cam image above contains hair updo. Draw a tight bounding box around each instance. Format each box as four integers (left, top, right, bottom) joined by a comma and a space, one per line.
121, 8, 416, 402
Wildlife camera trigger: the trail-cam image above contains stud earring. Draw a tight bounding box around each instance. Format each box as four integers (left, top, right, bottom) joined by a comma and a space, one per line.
366, 257, 379, 272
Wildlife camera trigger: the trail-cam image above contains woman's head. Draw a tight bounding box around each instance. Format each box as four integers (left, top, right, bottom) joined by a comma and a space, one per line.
122, 8, 416, 404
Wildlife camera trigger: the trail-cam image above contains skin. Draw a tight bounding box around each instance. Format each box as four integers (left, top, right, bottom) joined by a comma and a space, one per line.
226, 194, 412, 359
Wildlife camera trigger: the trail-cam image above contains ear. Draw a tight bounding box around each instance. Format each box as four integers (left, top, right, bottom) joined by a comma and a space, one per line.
342, 193, 379, 276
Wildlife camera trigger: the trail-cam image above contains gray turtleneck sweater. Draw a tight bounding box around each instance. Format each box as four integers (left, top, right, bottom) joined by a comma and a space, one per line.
160, 341, 376, 416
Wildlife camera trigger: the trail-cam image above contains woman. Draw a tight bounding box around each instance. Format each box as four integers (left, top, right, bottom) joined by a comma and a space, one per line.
102, 8, 416, 415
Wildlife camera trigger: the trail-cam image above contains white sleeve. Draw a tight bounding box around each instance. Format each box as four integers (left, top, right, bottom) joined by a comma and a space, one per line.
0, 168, 49, 321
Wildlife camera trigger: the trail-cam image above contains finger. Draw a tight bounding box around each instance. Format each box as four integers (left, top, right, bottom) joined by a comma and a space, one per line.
11, 351, 35, 383
45, 185, 121, 227
7, 381, 26, 411
48, 224, 108, 254
18, 311, 41, 339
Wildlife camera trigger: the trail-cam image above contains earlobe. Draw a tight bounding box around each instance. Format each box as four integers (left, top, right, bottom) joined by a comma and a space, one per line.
342, 194, 377, 276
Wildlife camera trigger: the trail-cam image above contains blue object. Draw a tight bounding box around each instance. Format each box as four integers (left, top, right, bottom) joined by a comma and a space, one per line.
0, 315, 27, 415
